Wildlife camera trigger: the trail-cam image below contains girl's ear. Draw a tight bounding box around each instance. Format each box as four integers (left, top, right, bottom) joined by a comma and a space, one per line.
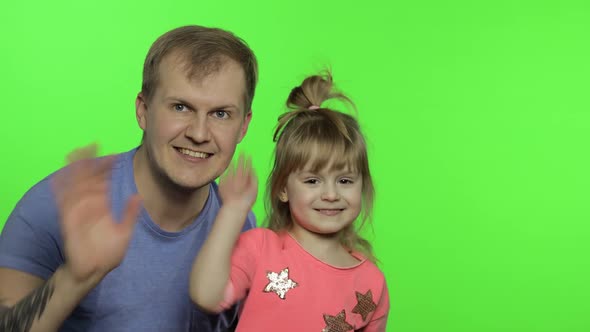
279, 189, 289, 202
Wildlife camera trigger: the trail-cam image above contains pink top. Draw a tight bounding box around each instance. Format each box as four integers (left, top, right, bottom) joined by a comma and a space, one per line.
220, 228, 390, 331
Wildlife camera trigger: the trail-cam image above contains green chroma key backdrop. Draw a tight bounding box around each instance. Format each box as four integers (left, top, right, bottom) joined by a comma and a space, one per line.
1, 1, 589, 331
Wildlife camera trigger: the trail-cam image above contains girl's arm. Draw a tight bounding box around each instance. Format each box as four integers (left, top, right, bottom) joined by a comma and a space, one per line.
361, 281, 390, 332
189, 155, 258, 313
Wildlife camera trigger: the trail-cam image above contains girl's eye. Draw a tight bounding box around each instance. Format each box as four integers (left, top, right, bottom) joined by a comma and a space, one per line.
213, 110, 229, 119
339, 178, 354, 184
304, 179, 319, 184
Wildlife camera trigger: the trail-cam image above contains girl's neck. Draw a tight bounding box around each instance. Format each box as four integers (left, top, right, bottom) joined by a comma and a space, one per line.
288, 226, 361, 268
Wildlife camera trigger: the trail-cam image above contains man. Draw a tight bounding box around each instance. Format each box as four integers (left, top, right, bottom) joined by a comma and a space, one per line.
0, 25, 258, 331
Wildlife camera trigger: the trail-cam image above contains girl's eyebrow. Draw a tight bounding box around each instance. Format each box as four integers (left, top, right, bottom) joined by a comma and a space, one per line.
340, 172, 359, 176
297, 169, 360, 177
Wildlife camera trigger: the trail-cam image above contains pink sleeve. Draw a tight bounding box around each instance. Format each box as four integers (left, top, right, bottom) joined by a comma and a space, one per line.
362, 280, 390, 332
217, 228, 264, 310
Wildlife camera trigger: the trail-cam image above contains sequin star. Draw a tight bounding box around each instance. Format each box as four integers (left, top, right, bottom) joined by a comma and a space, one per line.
351, 289, 377, 321
322, 310, 354, 332
263, 268, 297, 299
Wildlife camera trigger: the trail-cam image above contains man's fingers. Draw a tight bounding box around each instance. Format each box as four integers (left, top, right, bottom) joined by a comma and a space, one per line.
66, 143, 99, 164
53, 161, 112, 201
71, 155, 116, 187
60, 156, 116, 191
52, 156, 117, 231
120, 195, 142, 233
94, 155, 117, 174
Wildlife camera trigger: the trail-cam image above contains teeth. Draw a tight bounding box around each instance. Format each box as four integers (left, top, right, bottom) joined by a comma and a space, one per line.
179, 148, 209, 159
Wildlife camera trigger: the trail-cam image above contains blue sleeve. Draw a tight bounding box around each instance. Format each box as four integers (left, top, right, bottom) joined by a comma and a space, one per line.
0, 178, 64, 280
242, 210, 257, 231
212, 303, 240, 332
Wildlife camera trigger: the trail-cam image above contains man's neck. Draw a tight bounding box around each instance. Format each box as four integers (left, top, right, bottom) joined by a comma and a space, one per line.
133, 147, 210, 232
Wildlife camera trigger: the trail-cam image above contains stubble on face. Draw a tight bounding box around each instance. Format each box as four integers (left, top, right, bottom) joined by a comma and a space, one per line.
137, 53, 251, 195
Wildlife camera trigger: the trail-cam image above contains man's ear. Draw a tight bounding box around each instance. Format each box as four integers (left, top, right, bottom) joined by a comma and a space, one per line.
136, 93, 148, 130
237, 109, 252, 143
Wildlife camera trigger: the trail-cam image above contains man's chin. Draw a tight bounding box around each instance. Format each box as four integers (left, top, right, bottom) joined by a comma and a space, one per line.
156, 168, 214, 193
169, 178, 212, 193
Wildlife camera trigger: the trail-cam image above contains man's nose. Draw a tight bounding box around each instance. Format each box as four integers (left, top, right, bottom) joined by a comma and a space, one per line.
185, 114, 211, 143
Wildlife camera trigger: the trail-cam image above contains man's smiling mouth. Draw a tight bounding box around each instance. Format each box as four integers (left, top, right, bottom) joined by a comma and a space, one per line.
176, 147, 211, 159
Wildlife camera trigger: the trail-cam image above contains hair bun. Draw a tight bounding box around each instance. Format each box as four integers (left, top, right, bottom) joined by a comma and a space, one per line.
286, 71, 333, 110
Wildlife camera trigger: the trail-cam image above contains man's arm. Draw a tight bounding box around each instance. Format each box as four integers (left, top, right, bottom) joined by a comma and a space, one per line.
0, 150, 141, 332
0, 267, 99, 332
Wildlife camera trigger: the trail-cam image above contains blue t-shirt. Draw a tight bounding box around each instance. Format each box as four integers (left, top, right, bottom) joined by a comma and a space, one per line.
0, 148, 256, 331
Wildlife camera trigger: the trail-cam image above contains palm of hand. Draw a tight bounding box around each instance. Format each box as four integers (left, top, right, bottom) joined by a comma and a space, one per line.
53, 156, 141, 282
219, 155, 258, 211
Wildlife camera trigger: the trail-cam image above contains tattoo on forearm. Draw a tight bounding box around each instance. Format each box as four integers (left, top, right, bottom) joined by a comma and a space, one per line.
0, 279, 56, 332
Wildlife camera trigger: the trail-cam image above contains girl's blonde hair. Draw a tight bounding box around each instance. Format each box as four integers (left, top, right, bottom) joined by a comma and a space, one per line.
265, 71, 376, 261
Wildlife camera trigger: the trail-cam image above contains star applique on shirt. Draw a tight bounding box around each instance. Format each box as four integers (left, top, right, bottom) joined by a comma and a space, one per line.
263, 267, 298, 299
322, 310, 354, 332
351, 289, 377, 321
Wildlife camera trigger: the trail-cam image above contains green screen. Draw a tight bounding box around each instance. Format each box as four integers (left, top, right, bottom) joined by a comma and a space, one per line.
1, 1, 589, 331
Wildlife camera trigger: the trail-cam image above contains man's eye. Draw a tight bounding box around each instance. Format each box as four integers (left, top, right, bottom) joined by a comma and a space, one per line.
174, 104, 187, 112
213, 110, 229, 119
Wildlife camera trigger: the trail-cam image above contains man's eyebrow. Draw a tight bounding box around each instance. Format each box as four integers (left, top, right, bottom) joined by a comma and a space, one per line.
164, 97, 239, 110
211, 104, 239, 111
165, 97, 195, 108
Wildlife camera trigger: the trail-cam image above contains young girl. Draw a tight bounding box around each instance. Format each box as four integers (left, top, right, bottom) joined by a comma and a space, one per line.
190, 72, 389, 331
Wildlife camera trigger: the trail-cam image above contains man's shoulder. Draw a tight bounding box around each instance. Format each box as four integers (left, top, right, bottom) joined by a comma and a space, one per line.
13, 174, 56, 218
12, 148, 138, 225
109, 147, 137, 170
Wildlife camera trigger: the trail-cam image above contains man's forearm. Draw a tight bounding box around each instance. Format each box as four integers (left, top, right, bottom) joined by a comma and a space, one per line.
0, 266, 100, 332
0, 278, 55, 331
